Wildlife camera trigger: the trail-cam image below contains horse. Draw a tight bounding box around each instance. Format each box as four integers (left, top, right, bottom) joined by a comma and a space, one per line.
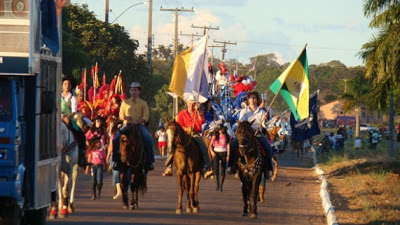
118, 124, 147, 210
235, 120, 264, 219
49, 122, 80, 219
264, 125, 285, 182
165, 118, 202, 214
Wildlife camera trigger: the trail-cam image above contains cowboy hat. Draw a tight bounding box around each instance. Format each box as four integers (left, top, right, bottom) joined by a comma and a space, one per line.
130, 82, 143, 90
184, 94, 198, 103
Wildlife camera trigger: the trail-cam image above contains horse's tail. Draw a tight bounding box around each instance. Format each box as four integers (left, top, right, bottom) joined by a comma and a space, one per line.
139, 174, 147, 196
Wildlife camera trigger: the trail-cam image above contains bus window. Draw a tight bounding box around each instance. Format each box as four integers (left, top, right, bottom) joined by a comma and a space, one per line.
0, 78, 12, 121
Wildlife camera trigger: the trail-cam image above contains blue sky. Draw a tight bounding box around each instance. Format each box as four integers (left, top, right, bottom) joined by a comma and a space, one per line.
71, 0, 374, 67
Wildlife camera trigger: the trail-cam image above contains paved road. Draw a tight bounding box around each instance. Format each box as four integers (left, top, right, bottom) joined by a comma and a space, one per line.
47, 152, 326, 225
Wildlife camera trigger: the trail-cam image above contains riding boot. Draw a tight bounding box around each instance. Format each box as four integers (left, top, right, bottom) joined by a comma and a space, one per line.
97, 184, 103, 200
113, 183, 122, 200
259, 185, 265, 203
164, 153, 173, 167
91, 184, 96, 200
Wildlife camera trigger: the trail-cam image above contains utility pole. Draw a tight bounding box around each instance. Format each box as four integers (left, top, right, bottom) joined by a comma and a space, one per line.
105, 0, 109, 23
208, 45, 223, 65
191, 24, 219, 35
180, 32, 202, 47
343, 79, 349, 93
160, 7, 194, 117
147, 0, 153, 76
213, 40, 237, 61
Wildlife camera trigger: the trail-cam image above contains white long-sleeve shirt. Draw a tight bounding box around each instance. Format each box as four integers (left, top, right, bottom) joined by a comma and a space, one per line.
238, 106, 267, 130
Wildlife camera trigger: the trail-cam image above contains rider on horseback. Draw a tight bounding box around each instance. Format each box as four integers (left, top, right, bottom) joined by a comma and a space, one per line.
230, 91, 273, 178
118, 82, 154, 171
61, 76, 87, 168
164, 94, 212, 175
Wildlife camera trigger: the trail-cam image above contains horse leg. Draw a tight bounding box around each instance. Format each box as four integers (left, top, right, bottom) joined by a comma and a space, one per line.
68, 164, 79, 213
59, 172, 69, 218
120, 171, 129, 209
271, 156, 278, 182
250, 179, 259, 219
241, 180, 249, 216
184, 175, 191, 213
130, 173, 137, 210
176, 174, 183, 214
192, 171, 201, 213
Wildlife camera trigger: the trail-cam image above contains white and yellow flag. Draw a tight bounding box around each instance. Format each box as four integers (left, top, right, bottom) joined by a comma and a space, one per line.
169, 33, 209, 103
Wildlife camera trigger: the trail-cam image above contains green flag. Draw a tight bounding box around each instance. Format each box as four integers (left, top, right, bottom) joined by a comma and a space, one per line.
269, 47, 309, 121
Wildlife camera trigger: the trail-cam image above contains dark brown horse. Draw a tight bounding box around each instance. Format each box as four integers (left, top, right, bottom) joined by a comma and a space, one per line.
165, 119, 202, 214
235, 121, 264, 219
118, 124, 147, 210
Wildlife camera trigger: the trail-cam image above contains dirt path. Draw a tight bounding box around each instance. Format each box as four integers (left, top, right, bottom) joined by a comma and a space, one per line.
48, 152, 326, 225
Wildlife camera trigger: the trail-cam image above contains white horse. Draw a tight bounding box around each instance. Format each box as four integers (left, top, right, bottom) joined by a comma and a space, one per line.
50, 122, 80, 219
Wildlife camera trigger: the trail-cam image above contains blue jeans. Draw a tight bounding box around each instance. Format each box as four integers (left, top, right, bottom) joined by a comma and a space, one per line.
110, 154, 120, 185
137, 124, 155, 163
91, 164, 104, 185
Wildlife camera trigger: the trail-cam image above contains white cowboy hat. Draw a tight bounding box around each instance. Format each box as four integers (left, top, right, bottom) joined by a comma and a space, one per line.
184, 94, 198, 103
130, 82, 143, 89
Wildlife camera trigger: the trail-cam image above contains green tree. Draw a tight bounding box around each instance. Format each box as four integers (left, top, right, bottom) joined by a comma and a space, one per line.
360, 0, 400, 157
341, 74, 371, 137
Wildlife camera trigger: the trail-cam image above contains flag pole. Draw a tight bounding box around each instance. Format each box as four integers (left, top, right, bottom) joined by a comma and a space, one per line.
195, 31, 209, 103
83, 68, 87, 101
264, 43, 308, 122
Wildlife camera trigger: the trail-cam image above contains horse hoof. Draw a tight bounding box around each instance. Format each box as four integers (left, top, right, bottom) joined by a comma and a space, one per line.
122, 205, 129, 209
192, 207, 199, 213
242, 212, 248, 217
186, 208, 191, 213
251, 213, 257, 219
176, 209, 182, 214
68, 204, 75, 213
129, 205, 135, 210
49, 209, 57, 219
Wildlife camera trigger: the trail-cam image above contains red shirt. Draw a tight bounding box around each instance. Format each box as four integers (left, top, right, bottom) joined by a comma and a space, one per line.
177, 109, 205, 133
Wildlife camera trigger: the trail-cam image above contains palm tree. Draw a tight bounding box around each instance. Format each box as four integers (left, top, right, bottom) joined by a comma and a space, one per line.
341, 75, 371, 138
359, 0, 400, 157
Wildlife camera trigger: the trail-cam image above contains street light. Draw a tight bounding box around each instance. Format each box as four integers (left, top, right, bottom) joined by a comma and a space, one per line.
110, 1, 148, 24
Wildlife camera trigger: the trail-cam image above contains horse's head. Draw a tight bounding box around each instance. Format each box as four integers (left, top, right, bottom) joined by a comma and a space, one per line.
235, 120, 256, 157
164, 118, 185, 153
119, 124, 141, 165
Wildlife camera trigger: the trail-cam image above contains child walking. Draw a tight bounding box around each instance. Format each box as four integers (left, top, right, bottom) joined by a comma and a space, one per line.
209, 124, 230, 192
86, 135, 106, 200
155, 126, 167, 160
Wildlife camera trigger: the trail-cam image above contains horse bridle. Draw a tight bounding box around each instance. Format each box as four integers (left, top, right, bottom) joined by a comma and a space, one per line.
168, 124, 192, 148
120, 132, 144, 169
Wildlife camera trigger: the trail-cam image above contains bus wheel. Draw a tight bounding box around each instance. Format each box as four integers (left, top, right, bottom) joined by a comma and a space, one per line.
24, 207, 46, 225
0, 205, 21, 225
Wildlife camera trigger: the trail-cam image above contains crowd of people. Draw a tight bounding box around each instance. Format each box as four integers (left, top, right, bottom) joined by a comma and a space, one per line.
61, 76, 154, 200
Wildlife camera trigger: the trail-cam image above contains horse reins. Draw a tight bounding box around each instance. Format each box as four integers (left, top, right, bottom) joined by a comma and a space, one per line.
62, 128, 77, 154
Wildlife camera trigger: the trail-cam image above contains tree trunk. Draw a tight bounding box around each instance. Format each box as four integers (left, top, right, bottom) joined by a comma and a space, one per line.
387, 89, 395, 157
355, 106, 360, 138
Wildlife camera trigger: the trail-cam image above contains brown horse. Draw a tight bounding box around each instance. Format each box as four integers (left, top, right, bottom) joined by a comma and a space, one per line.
236, 121, 264, 219
165, 119, 202, 214
264, 125, 285, 182
118, 124, 147, 210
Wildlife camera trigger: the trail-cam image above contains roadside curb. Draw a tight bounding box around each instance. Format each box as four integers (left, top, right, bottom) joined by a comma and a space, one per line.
312, 151, 339, 225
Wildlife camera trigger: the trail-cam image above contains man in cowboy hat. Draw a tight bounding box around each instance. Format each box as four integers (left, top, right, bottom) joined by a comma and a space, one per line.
118, 82, 155, 171
163, 94, 211, 176
230, 91, 273, 178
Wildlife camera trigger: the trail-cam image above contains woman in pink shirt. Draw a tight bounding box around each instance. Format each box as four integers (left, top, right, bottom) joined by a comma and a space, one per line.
85, 136, 106, 200
209, 124, 231, 192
